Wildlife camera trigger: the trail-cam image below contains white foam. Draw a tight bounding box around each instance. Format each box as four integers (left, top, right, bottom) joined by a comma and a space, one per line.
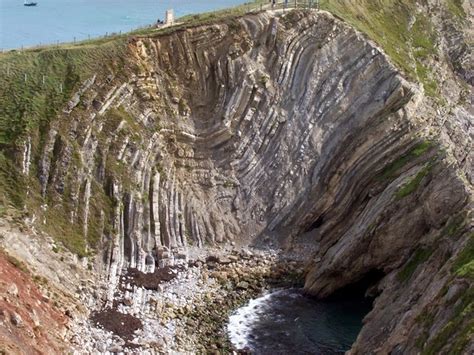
227, 289, 288, 350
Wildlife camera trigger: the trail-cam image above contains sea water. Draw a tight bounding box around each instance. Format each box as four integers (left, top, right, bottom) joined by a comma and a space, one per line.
228, 288, 373, 354
0, 0, 249, 50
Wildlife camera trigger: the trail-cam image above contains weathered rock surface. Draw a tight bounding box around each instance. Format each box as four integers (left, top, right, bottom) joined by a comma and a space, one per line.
0, 5, 472, 355
0, 249, 69, 354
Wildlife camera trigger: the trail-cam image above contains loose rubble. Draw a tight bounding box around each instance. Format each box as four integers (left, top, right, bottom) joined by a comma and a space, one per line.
71, 247, 305, 353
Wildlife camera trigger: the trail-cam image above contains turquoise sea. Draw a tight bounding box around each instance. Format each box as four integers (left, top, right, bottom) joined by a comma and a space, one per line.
0, 0, 249, 50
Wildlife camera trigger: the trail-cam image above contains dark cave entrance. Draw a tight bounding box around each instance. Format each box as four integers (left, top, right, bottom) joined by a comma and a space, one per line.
325, 269, 385, 302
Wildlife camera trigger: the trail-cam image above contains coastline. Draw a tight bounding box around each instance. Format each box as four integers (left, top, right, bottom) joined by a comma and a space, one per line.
0, 0, 263, 51
71, 247, 305, 353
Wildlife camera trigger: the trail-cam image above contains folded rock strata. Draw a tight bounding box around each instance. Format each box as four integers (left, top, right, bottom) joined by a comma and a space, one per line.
1, 8, 472, 354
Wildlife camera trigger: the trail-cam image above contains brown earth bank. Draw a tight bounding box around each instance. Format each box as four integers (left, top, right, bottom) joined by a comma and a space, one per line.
0, 250, 68, 355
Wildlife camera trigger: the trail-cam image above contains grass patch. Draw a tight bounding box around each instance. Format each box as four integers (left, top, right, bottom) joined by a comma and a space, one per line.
319, 0, 441, 98
421, 286, 473, 354
397, 248, 433, 283
395, 162, 433, 199
43, 205, 88, 258
378, 141, 433, 181
441, 213, 467, 239
411, 14, 437, 58
415, 63, 438, 98
102, 106, 141, 135
0, 152, 28, 209
87, 181, 113, 249
445, 0, 467, 19
452, 236, 474, 279
2, 250, 29, 273
415, 310, 436, 349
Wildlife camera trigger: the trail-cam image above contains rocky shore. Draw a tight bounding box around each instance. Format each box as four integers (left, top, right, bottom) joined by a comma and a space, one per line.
71, 247, 305, 354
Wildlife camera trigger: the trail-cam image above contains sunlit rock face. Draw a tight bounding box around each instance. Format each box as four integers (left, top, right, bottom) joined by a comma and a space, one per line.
18, 8, 471, 354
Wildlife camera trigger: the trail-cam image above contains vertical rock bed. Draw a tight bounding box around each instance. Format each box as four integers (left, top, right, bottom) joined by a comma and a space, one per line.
0, 3, 472, 354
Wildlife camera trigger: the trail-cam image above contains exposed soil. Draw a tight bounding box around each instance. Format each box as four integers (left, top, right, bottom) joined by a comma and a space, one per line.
90, 308, 143, 342
124, 265, 184, 290
0, 250, 68, 355
87, 265, 185, 348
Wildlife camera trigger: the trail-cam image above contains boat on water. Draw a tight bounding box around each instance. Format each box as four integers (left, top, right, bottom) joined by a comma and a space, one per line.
24, 0, 38, 6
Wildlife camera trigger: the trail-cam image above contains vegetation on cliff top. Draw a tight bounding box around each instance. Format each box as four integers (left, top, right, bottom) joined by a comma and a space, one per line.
0, 41, 125, 146
319, 0, 465, 98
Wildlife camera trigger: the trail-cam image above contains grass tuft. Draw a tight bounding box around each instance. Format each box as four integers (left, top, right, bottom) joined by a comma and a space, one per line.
445, 0, 467, 19
421, 286, 473, 355
378, 141, 433, 181
452, 236, 474, 279
397, 248, 433, 282
395, 162, 433, 199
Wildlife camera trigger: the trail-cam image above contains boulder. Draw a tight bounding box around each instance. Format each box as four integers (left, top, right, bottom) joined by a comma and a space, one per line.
7, 283, 18, 297
10, 312, 22, 327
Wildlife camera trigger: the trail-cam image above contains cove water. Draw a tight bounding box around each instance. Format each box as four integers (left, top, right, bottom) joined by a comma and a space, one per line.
0, 0, 248, 50
228, 288, 372, 354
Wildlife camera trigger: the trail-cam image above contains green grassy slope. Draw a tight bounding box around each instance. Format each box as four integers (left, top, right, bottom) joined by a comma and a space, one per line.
319, 0, 466, 99
0, 41, 127, 234
0, 41, 126, 148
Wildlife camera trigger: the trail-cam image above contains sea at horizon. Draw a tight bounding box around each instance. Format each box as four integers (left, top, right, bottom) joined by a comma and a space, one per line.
0, 0, 249, 50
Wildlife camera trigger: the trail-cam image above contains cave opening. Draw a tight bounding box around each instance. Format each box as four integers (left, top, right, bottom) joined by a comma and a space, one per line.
305, 214, 325, 233
325, 269, 385, 302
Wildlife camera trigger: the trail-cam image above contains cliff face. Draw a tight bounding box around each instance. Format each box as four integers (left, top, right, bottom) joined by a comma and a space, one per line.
0, 5, 472, 354
32, 11, 419, 263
